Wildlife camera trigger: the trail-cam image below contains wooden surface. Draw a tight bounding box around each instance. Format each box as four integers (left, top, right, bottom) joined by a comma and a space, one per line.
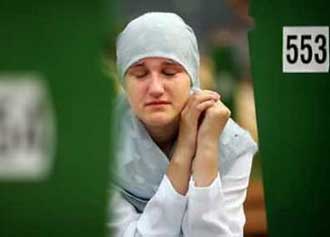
244, 180, 268, 236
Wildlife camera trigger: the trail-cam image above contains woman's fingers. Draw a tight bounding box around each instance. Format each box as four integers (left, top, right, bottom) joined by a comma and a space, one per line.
201, 90, 221, 100
185, 90, 217, 110
196, 99, 217, 112
192, 90, 220, 103
189, 90, 220, 116
181, 90, 222, 129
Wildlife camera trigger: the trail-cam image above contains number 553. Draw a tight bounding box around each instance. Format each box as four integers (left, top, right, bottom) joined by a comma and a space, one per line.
283, 26, 329, 73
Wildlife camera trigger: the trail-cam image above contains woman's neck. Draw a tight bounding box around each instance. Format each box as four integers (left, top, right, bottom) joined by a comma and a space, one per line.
144, 120, 179, 156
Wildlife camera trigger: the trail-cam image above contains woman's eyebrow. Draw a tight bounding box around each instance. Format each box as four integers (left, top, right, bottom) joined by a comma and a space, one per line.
130, 62, 145, 68
162, 60, 182, 67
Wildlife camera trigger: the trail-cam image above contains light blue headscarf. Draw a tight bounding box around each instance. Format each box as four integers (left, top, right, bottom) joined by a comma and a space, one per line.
113, 12, 258, 212
116, 12, 200, 89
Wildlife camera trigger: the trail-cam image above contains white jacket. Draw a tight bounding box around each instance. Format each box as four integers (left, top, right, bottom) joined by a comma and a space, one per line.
108, 104, 257, 236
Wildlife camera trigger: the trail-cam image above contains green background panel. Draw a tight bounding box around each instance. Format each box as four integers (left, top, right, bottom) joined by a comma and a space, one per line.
0, 1, 114, 236
249, 0, 330, 236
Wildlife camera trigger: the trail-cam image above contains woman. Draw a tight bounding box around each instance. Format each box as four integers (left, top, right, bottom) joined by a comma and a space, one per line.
108, 12, 257, 236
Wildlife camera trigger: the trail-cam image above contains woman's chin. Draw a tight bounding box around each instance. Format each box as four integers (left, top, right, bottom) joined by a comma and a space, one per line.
143, 114, 176, 127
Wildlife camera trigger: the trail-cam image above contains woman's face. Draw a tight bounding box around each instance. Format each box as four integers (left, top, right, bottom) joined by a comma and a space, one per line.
125, 57, 191, 128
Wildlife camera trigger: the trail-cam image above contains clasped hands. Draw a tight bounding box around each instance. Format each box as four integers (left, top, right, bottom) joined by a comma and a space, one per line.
167, 90, 231, 194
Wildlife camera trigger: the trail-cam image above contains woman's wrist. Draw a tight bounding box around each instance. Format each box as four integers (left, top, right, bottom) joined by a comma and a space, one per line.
192, 158, 218, 187
192, 140, 219, 187
176, 131, 196, 159
171, 143, 194, 167
166, 133, 196, 195
196, 137, 219, 150
167, 147, 193, 195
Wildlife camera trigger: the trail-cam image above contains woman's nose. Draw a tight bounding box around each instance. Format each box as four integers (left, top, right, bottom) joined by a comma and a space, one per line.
148, 74, 165, 97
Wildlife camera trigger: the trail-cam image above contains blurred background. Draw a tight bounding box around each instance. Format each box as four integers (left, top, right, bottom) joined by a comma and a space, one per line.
103, 0, 267, 236
2, 1, 328, 236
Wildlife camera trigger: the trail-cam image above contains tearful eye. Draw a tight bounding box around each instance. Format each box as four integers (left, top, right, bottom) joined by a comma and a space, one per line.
129, 69, 148, 78
135, 71, 148, 78
162, 69, 177, 76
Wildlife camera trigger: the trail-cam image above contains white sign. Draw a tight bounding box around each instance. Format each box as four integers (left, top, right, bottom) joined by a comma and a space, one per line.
283, 26, 329, 73
0, 73, 56, 180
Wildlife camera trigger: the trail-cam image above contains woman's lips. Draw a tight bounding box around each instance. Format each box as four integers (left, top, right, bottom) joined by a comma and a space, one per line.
145, 101, 171, 106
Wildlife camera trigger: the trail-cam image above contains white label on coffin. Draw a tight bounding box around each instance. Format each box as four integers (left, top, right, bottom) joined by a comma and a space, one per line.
0, 73, 56, 180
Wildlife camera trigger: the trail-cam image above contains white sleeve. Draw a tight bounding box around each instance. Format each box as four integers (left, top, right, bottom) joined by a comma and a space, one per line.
108, 175, 188, 237
182, 151, 254, 237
